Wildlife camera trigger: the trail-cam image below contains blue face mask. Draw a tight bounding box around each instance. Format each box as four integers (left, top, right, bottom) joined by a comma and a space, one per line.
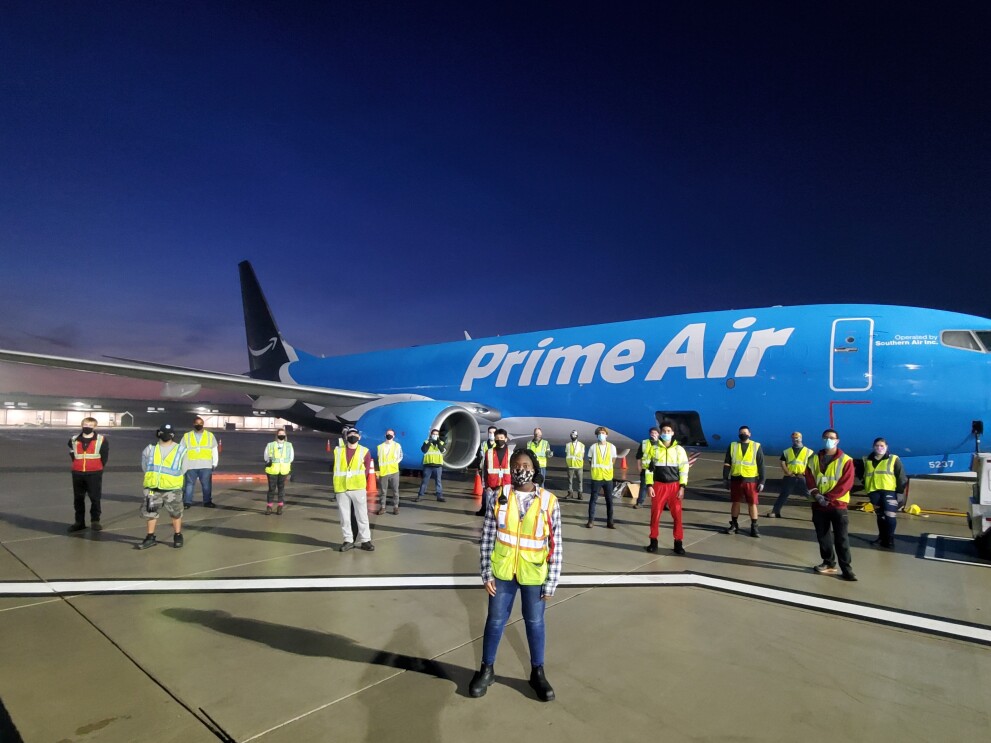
597, 434, 606, 442
823, 438, 838, 450
660, 433, 673, 442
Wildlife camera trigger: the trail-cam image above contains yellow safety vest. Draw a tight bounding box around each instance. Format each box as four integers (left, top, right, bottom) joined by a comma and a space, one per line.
641, 439, 657, 485
783, 446, 813, 475
265, 441, 293, 475
143, 444, 185, 490
527, 439, 550, 468
729, 441, 761, 478
590, 443, 615, 481
863, 454, 899, 493
565, 441, 585, 469
651, 442, 690, 485
334, 445, 370, 492
810, 453, 852, 503
377, 441, 402, 476
181, 430, 216, 461
491, 488, 557, 586
422, 441, 444, 465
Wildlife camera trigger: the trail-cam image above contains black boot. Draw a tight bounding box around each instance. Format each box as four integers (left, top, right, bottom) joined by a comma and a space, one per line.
644, 538, 658, 553
673, 539, 685, 554
722, 518, 739, 534
529, 665, 555, 702
750, 521, 760, 538
468, 663, 495, 698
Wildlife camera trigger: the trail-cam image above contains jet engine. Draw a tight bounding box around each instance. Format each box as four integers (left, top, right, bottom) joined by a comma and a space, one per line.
353, 401, 482, 469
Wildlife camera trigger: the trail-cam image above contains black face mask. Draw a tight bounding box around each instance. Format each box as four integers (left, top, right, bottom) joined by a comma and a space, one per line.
385, 434, 394, 440
158, 432, 173, 442
495, 441, 507, 449
570, 435, 578, 441
81, 427, 94, 435
738, 434, 750, 442
277, 434, 286, 440
347, 435, 360, 444
194, 424, 203, 431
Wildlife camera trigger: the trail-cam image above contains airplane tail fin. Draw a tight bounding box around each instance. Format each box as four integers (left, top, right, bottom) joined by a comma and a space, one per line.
239, 260, 294, 380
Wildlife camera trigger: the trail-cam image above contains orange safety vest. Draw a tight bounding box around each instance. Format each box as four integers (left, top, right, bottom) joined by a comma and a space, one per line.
485, 447, 511, 488
71, 434, 105, 473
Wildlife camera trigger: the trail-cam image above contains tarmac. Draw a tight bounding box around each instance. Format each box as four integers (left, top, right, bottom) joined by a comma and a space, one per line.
1, 428, 989, 743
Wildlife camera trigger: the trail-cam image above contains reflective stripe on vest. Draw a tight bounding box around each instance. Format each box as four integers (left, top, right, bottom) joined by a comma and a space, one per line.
641, 439, 657, 485
810, 453, 852, 503
143, 444, 184, 490
265, 441, 293, 475
423, 442, 443, 465
334, 446, 369, 492
527, 439, 550, 467
591, 443, 615, 481
71, 434, 104, 473
863, 455, 898, 493
377, 442, 401, 476
652, 443, 689, 485
182, 430, 216, 461
783, 446, 813, 476
485, 447, 511, 488
491, 488, 556, 586
730, 441, 760, 478
565, 441, 584, 469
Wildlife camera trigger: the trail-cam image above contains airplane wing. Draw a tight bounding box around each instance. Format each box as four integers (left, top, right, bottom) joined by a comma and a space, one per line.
0, 349, 377, 407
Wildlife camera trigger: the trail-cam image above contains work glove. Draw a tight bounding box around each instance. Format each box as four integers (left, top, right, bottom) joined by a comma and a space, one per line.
815, 494, 828, 507
758, 483, 765, 493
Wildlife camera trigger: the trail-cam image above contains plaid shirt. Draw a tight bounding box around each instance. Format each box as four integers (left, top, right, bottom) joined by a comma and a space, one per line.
480, 486, 563, 597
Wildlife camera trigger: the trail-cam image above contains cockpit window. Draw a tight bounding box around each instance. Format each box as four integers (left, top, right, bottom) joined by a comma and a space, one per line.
977, 331, 991, 352
941, 330, 984, 352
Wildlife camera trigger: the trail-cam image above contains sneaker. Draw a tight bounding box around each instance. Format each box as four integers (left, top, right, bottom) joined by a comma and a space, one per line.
340, 541, 355, 552
841, 571, 858, 582
276, 504, 283, 515
575, 494, 583, 501
137, 534, 156, 550
585, 521, 593, 528
632, 504, 640, 509
173, 532, 184, 549
813, 562, 839, 575
183, 503, 194, 508
203, 502, 216, 509
474, 507, 485, 516
437, 496, 446, 502
265, 505, 273, 515
360, 541, 375, 551
721, 520, 739, 535
67, 522, 86, 533
750, 522, 760, 538
606, 521, 616, 529
766, 512, 781, 518
91, 521, 103, 532
392, 506, 399, 515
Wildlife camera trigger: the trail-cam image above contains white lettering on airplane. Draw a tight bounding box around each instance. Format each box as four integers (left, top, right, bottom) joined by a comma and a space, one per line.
460, 318, 795, 391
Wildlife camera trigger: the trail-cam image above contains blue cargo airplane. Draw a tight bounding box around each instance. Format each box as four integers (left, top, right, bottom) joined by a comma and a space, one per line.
1, 261, 989, 476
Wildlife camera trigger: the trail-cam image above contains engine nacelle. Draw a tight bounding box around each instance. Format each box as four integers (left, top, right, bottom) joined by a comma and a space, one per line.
353, 401, 481, 469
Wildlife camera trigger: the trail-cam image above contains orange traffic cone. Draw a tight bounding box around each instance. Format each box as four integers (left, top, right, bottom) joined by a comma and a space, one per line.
326, 439, 332, 452
620, 456, 627, 469
473, 472, 483, 496
366, 469, 378, 495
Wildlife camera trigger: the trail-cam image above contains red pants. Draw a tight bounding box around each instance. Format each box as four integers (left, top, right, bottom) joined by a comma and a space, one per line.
650, 481, 683, 540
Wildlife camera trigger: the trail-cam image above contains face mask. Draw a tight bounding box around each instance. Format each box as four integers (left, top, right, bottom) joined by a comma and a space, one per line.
194, 424, 203, 431
347, 435, 360, 444
823, 438, 838, 450
650, 436, 659, 442
597, 434, 606, 442
488, 435, 495, 443
533, 436, 541, 442
495, 440, 507, 449
81, 427, 94, 435
277, 434, 286, 440
386, 434, 394, 440
511, 467, 534, 487
431, 435, 439, 442
739, 434, 750, 442
570, 435, 578, 441
660, 433, 673, 443
874, 445, 887, 456
158, 432, 173, 441
792, 440, 802, 448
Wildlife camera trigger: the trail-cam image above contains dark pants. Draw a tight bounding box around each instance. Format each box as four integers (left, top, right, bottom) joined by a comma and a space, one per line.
72, 472, 102, 523
869, 490, 899, 541
588, 479, 614, 523
482, 578, 545, 667
812, 507, 852, 574
418, 465, 443, 499
636, 469, 649, 505
266, 473, 287, 503
183, 468, 213, 506
771, 475, 810, 515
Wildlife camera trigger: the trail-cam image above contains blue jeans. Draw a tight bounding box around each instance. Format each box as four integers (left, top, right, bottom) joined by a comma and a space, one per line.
869, 490, 899, 540
183, 468, 213, 505
588, 479, 614, 522
418, 465, 443, 499
482, 578, 545, 666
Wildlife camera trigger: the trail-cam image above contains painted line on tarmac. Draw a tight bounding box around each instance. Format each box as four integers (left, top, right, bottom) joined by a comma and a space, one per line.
923, 533, 991, 569
0, 571, 989, 646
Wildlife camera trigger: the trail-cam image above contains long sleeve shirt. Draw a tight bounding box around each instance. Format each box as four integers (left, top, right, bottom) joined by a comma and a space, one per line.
723, 441, 765, 485
854, 453, 908, 494
480, 486, 563, 598
804, 448, 856, 510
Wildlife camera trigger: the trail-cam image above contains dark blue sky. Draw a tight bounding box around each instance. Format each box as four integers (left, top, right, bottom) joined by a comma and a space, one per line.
1, 1, 989, 384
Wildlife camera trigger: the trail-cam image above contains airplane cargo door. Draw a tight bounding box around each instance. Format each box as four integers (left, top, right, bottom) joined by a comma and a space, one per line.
830, 318, 873, 392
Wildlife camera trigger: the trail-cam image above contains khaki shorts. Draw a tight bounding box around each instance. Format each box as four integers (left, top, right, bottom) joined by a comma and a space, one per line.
142, 489, 184, 520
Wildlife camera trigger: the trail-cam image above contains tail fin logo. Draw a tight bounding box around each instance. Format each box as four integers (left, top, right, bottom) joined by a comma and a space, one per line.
249, 337, 279, 357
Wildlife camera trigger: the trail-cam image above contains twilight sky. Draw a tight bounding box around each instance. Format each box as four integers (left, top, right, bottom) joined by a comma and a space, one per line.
1, 1, 989, 395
